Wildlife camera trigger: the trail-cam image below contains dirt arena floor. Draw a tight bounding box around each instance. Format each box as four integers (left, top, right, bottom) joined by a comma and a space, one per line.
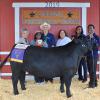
0, 78, 100, 100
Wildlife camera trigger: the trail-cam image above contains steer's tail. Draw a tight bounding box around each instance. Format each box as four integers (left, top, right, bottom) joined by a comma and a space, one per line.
0, 53, 10, 70
0, 44, 16, 70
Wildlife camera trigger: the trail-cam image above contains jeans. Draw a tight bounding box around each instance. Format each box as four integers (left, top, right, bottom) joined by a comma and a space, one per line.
87, 56, 97, 85
78, 58, 87, 80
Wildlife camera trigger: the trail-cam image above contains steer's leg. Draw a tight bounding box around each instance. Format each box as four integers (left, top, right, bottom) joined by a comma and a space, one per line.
12, 72, 19, 95
19, 71, 26, 90
11, 62, 21, 95
60, 76, 65, 93
64, 73, 72, 98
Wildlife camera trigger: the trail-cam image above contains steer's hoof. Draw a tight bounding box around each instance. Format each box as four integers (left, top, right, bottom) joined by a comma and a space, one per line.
88, 84, 95, 88
60, 89, 65, 93
22, 87, 26, 90
95, 82, 98, 87
14, 91, 19, 95
67, 94, 72, 98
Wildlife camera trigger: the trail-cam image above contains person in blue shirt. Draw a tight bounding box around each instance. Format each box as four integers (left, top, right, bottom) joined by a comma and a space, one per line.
87, 24, 100, 88
40, 22, 56, 83
40, 22, 56, 48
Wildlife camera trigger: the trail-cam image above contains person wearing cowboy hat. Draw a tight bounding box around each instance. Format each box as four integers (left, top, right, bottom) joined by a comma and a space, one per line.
40, 22, 56, 48
40, 22, 56, 83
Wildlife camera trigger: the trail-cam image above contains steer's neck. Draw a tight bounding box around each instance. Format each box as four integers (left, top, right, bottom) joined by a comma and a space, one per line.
76, 45, 85, 57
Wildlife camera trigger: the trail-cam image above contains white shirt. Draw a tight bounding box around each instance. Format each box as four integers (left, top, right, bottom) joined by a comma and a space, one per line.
56, 36, 71, 47
17, 37, 30, 45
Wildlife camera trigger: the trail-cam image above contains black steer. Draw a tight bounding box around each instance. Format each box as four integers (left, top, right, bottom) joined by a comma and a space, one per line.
0, 38, 91, 98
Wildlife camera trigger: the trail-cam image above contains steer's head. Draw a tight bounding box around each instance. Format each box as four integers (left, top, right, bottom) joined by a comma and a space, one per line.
74, 37, 92, 53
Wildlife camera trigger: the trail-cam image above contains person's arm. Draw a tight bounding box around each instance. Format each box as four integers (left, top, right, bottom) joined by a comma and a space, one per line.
50, 34, 56, 47
30, 40, 35, 46
56, 39, 60, 47
67, 37, 72, 43
93, 34, 100, 48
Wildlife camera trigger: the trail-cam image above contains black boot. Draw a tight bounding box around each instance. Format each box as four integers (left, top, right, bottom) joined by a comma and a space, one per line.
78, 77, 83, 81
82, 79, 87, 83
88, 81, 95, 88
95, 80, 98, 87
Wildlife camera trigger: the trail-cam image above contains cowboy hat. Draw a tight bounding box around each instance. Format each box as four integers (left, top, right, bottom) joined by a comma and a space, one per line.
40, 22, 51, 30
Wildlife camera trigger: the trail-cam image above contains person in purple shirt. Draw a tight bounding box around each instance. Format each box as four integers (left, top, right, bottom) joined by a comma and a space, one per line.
87, 24, 100, 88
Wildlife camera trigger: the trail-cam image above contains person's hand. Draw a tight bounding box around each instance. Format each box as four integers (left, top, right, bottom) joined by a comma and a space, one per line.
89, 33, 93, 38
42, 42, 48, 47
42, 42, 45, 45
52, 45, 55, 47
35, 41, 39, 46
36, 40, 43, 46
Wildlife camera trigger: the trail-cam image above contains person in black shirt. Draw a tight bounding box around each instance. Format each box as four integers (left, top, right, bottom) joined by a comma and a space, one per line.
75, 26, 88, 82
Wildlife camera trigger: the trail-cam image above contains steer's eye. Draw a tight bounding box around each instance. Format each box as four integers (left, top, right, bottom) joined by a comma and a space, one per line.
82, 44, 86, 47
